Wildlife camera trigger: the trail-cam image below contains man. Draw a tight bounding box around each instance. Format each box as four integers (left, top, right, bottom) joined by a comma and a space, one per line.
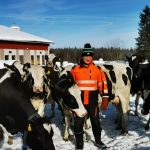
70, 43, 109, 149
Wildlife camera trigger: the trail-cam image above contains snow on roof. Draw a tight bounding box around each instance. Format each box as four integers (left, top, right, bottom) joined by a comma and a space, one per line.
0, 25, 54, 44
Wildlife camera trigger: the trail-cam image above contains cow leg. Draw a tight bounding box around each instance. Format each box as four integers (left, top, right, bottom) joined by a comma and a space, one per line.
112, 97, 122, 129
46, 93, 56, 119
63, 109, 71, 141
145, 115, 150, 130
121, 113, 128, 135
84, 117, 91, 130
83, 117, 91, 142
115, 103, 122, 130
50, 102, 55, 118
0, 124, 14, 145
120, 95, 130, 135
135, 92, 141, 116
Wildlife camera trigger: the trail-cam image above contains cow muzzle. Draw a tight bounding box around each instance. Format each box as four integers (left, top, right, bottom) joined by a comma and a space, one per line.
33, 86, 43, 93
81, 110, 87, 118
75, 109, 87, 118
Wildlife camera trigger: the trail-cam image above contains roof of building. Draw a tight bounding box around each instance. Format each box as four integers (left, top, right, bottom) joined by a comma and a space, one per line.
0, 25, 54, 44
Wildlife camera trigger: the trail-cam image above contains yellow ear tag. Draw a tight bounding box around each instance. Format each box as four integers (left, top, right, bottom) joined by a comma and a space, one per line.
28, 124, 32, 132
47, 70, 51, 74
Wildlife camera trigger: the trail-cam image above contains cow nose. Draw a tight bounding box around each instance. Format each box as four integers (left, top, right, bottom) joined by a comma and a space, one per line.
34, 87, 42, 93
82, 110, 87, 117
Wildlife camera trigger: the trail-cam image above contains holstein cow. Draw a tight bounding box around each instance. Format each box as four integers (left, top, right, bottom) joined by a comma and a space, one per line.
0, 67, 55, 150
45, 54, 87, 140
126, 54, 150, 130
99, 62, 132, 134
23, 64, 49, 117
126, 55, 144, 116
60, 65, 94, 140
5, 62, 50, 117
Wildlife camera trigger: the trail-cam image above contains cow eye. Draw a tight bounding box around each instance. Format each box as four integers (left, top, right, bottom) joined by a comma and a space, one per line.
62, 93, 79, 109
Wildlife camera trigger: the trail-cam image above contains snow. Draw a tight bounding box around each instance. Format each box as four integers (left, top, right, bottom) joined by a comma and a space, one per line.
0, 95, 150, 150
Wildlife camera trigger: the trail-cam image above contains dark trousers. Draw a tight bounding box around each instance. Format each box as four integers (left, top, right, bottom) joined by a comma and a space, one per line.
74, 91, 102, 149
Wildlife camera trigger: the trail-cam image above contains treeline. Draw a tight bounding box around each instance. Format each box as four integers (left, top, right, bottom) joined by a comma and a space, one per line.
50, 47, 136, 63
50, 5, 150, 64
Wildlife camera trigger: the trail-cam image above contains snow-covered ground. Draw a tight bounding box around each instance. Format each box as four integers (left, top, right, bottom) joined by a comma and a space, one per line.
0, 96, 150, 150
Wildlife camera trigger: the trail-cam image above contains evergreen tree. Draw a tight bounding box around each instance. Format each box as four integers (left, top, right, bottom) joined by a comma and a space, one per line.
136, 5, 150, 54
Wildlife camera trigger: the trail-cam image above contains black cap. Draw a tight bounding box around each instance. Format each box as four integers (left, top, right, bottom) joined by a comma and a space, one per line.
81, 43, 94, 57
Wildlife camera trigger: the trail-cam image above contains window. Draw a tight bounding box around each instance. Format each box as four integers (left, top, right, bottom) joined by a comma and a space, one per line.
5, 55, 9, 60
37, 55, 40, 65
12, 55, 15, 60
31, 55, 34, 65
19, 55, 24, 64
42, 55, 45, 65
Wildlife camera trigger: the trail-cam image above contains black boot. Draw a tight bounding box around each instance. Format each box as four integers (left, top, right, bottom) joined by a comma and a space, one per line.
94, 141, 107, 149
75, 133, 84, 149
95, 136, 107, 149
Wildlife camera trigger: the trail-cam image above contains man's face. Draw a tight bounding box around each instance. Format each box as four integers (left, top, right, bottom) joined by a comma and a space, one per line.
82, 55, 93, 65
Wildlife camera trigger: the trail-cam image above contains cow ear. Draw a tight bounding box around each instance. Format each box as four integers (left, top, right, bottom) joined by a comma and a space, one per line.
4, 63, 20, 75
43, 66, 48, 73
23, 63, 31, 73
4, 63, 11, 69
43, 66, 51, 75
126, 55, 132, 63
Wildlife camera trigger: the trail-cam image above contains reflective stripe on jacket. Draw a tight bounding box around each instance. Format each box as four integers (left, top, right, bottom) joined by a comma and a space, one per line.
70, 63, 108, 104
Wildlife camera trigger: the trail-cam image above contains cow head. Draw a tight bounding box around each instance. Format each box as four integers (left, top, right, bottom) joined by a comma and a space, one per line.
126, 55, 146, 77
126, 55, 148, 95
53, 66, 87, 118
25, 114, 55, 150
23, 64, 45, 93
127, 54, 150, 114
46, 53, 62, 72
45, 55, 87, 118
141, 90, 150, 115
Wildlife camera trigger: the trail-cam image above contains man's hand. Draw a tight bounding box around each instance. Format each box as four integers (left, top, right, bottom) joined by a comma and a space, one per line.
101, 97, 109, 111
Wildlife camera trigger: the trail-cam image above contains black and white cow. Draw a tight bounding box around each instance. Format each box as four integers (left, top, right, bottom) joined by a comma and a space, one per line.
126, 55, 144, 116
5, 62, 50, 117
45, 54, 87, 140
127, 54, 150, 130
23, 64, 49, 117
99, 62, 132, 134
0, 67, 55, 150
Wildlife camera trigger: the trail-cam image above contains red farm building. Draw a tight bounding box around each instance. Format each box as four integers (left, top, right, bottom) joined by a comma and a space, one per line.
0, 25, 54, 65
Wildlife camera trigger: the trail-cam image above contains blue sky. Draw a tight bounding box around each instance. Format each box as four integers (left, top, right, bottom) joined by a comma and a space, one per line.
0, 0, 150, 48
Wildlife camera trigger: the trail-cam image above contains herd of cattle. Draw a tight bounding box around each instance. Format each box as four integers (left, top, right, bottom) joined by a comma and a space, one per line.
0, 53, 149, 150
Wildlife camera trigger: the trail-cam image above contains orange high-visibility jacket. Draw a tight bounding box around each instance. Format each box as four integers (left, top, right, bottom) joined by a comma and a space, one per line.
70, 63, 108, 104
